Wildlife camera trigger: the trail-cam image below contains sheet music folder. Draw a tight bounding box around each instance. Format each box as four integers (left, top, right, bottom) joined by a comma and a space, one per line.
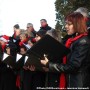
2, 53, 24, 69
27, 35, 70, 70
14, 54, 25, 69
2, 53, 16, 67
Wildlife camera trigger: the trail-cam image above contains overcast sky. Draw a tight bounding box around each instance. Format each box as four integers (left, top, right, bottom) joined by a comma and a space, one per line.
0, 0, 56, 36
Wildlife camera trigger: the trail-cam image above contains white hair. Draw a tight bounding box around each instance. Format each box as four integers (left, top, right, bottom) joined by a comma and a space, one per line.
27, 23, 33, 27
75, 7, 89, 17
46, 29, 61, 42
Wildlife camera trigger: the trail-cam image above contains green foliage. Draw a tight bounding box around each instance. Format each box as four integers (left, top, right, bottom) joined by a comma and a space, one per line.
55, 0, 90, 34
55, 21, 62, 30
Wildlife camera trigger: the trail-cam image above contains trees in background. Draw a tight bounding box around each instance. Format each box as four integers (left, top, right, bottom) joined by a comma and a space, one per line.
55, 0, 90, 34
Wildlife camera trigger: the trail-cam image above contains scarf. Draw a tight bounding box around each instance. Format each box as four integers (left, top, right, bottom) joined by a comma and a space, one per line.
14, 32, 16, 38
19, 38, 28, 46
1, 44, 6, 51
16, 75, 20, 89
59, 33, 87, 89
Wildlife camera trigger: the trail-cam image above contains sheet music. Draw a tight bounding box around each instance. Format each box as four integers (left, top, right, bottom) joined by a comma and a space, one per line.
23, 43, 31, 50
2, 53, 9, 61
24, 56, 28, 64
16, 54, 22, 62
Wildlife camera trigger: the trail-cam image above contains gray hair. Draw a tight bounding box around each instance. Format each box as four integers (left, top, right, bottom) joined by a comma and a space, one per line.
46, 29, 62, 42
20, 30, 28, 38
40, 19, 47, 22
74, 7, 89, 17
27, 23, 33, 27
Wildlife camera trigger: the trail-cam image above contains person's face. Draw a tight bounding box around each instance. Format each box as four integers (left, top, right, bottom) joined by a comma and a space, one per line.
40, 20, 47, 27
65, 21, 75, 35
13, 27, 16, 33
35, 34, 41, 42
28, 40, 33, 47
20, 34, 26, 41
0, 40, 6, 45
14, 28, 21, 35
20, 48, 26, 55
6, 47, 10, 55
27, 25, 33, 32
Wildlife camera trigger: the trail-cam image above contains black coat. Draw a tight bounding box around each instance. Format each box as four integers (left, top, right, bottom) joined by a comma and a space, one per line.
0, 52, 16, 90
32, 30, 36, 37
9, 35, 20, 53
48, 36, 90, 88
22, 56, 46, 90
39, 25, 52, 31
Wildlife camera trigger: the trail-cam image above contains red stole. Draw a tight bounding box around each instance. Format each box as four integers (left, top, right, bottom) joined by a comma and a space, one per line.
1, 44, 6, 51
1, 42, 8, 51
16, 75, 20, 88
59, 33, 87, 88
19, 38, 28, 46
14, 32, 16, 38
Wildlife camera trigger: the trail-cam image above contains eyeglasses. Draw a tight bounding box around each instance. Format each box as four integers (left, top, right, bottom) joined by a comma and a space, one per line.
65, 21, 73, 26
27, 27, 30, 28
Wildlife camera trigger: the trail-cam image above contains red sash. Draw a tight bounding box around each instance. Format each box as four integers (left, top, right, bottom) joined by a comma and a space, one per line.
19, 38, 28, 46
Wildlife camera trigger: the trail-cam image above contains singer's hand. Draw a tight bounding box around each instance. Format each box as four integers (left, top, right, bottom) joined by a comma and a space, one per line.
42, 67, 49, 72
28, 65, 36, 71
23, 66, 28, 70
40, 54, 49, 66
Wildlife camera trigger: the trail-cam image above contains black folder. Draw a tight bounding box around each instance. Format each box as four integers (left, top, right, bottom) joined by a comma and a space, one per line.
24, 54, 44, 71
2, 53, 16, 67
14, 54, 25, 70
2, 53, 25, 69
27, 35, 70, 70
